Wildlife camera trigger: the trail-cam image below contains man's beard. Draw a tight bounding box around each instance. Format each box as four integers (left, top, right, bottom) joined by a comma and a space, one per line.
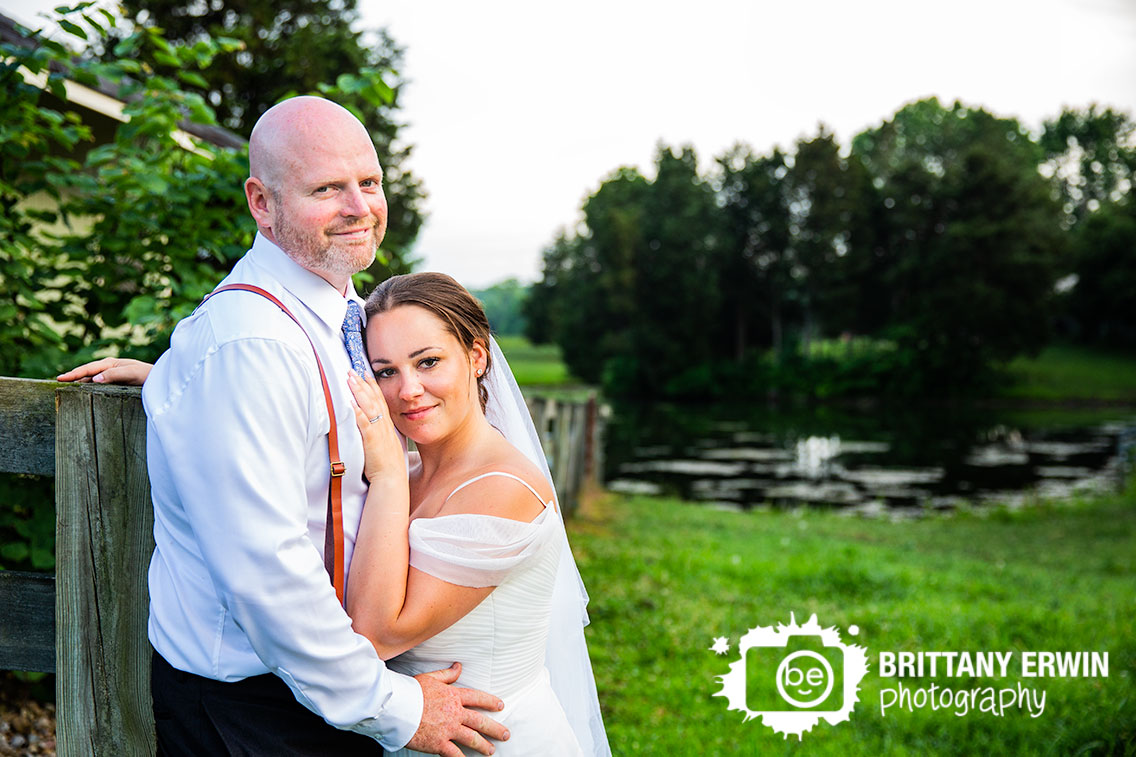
274, 216, 383, 278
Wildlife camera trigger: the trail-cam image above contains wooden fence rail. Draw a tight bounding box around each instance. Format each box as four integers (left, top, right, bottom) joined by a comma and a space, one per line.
1, 379, 156, 756
0, 377, 602, 755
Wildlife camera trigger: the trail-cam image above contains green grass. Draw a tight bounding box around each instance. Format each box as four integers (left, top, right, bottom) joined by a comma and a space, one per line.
496, 335, 580, 388
1000, 345, 1136, 403
567, 485, 1136, 755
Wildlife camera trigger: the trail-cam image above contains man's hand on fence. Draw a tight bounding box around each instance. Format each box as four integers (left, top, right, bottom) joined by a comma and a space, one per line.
57, 358, 153, 386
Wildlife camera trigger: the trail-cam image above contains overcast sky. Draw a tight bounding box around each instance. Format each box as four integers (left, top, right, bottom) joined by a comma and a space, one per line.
7, 0, 1136, 288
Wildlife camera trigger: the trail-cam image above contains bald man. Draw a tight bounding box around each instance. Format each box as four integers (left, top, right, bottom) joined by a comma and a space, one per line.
138, 97, 508, 756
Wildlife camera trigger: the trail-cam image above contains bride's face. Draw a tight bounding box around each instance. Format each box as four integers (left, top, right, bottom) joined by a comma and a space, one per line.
365, 304, 487, 445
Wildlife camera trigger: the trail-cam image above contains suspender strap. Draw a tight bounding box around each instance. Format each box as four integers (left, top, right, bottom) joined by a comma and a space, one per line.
201, 283, 347, 606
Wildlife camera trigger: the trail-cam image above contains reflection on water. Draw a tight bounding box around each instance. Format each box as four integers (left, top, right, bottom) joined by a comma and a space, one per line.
603, 402, 1136, 516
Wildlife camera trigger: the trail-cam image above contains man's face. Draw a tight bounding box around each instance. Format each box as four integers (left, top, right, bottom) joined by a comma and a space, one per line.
269, 127, 388, 280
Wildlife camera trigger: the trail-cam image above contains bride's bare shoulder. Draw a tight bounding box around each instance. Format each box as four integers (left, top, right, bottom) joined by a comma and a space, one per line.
439, 446, 555, 522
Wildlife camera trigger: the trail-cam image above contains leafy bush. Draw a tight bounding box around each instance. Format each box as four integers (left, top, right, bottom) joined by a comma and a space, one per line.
0, 4, 399, 571
1, 4, 401, 377
1, 7, 252, 376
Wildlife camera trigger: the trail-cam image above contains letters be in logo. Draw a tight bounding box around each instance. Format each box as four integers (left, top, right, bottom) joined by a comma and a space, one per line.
715, 614, 869, 739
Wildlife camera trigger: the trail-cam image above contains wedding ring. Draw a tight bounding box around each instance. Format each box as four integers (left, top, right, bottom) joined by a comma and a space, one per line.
368, 414, 383, 424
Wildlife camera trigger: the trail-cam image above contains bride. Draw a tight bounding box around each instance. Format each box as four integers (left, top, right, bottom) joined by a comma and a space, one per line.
59, 272, 610, 756
347, 271, 604, 756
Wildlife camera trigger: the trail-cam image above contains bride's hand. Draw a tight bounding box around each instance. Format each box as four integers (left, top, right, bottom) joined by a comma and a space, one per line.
56, 357, 153, 385
347, 371, 404, 483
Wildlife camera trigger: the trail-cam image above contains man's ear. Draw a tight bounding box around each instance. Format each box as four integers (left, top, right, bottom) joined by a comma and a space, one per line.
245, 177, 274, 231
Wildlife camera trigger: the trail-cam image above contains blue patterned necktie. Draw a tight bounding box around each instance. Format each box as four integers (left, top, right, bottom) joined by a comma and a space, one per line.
342, 300, 369, 376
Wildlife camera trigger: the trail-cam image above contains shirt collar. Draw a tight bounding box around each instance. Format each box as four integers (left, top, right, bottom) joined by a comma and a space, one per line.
247, 232, 367, 330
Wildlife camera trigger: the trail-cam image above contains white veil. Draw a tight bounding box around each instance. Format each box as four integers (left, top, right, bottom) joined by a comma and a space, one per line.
483, 338, 611, 757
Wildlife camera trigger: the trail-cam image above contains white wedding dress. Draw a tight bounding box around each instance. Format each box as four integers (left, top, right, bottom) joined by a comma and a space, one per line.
385, 472, 585, 757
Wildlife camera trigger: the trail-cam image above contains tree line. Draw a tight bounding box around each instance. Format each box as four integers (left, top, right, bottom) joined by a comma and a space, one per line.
524, 98, 1135, 399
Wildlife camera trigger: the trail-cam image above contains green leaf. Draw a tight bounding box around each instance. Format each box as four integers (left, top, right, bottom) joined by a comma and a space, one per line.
153, 50, 180, 68
0, 542, 29, 562
177, 70, 209, 90
81, 13, 104, 35
31, 548, 55, 571
70, 68, 98, 88
123, 295, 159, 325
334, 73, 366, 95
85, 143, 116, 166
361, 79, 395, 108
215, 36, 244, 53
46, 74, 67, 100
40, 38, 68, 56
136, 174, 169, 195
39, 108, 64, 126
29, 46, 53, 68
113, 33, 141, 57
186, 97, 217, 126
118, 80, 144, 98
58, 19, 88, 41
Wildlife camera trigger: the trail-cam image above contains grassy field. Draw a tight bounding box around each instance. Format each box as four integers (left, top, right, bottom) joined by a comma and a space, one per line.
999, 345, 1136, 403
567, 484, 1136, 755
496, 335, 578, 387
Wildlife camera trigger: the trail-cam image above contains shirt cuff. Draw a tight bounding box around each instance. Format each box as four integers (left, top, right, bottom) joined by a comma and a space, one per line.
353, 670, 424, 751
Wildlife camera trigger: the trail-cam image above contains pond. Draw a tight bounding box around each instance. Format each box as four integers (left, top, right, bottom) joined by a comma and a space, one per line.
602, 402, 1136, 515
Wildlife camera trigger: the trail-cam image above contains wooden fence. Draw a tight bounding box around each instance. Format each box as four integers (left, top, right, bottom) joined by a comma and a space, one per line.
0, 377, 602, 755
526, 393, 604, 515
0, 378, 155, 755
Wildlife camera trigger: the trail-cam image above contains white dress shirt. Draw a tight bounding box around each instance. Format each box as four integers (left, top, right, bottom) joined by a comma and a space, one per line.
143, 233, 422, 750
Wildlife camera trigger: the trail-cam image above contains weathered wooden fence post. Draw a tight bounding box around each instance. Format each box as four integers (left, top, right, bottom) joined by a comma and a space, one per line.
54, 384, 155, 757
522, 393, 605, 515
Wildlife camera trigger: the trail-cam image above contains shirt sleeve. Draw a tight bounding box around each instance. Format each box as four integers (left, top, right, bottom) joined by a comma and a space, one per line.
147, 335, 422, 749
408, 510, 557, 588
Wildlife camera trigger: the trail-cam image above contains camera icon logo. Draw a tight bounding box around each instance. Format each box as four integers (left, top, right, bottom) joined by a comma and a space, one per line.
714, 613, 869, 739
775, 650, 835, 708
746, 630, 844, 712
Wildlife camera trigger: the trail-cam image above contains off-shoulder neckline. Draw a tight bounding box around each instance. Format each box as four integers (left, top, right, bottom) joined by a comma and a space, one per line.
409, 506, 554, 529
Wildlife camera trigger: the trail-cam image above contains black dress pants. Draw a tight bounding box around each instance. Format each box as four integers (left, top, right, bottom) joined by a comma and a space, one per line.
151, 650, 385, 756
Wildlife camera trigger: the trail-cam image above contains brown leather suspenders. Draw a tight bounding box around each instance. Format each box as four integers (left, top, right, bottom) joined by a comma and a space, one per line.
201, 283, 347, 605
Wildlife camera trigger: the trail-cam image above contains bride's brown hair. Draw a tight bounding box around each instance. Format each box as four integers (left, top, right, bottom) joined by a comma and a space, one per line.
364, 272, 493, 411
